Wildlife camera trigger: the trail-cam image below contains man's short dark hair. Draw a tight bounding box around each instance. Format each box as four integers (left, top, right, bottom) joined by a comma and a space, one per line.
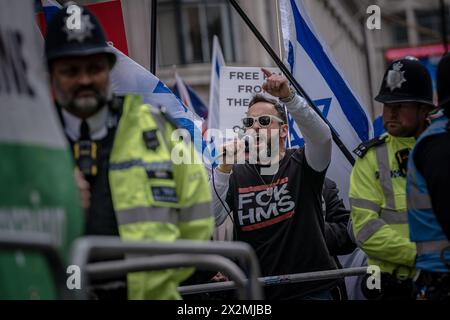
248, 94, 287, 124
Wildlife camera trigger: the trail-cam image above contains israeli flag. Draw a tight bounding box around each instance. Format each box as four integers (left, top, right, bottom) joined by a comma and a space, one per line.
373, 115, 385, 138
41, 0, 60, 21
280, 0, 373, 204
207, 35, 226, 131
172, 71, 208, 120
110, 50, 205, 154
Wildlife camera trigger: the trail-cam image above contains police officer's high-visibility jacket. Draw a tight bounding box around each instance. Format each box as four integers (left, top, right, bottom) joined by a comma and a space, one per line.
407, 113, 450, 272
109, 94, 214, 300
350, 133, 417, 278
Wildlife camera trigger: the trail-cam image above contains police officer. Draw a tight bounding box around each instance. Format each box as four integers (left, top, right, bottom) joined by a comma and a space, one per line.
349, 57, 434, 300
45, 4, 213, 300
407, 54, 450, 300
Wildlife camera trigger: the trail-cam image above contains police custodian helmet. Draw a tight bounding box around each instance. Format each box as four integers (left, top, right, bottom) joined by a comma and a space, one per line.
437, 53, 450, 109
375, 56, 434, 106
45, 2, 116, 67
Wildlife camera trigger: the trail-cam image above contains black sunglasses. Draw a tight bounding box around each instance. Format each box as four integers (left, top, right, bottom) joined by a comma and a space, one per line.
242, 115, 284, 128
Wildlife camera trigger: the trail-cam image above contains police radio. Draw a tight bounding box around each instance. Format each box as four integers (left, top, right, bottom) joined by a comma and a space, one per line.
73, 140, 98, 176
395, 148, 410, 177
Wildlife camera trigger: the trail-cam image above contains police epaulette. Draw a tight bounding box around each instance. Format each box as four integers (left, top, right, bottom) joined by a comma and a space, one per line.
105, 95, 125, 129
353, 135, 387, 158
109, 95, 125, 114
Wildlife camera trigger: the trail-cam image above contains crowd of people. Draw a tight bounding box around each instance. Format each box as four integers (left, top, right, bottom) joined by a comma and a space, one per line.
4, 3, 450, 301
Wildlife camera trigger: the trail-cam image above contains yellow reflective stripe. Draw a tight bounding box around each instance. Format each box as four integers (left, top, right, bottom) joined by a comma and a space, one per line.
408, 167, 432, 209
350, 198, 381, 213
178, 202, 212, 222
350, 200, 407, 224
110, 159, 172, 172
416, 240, 450, 254
116, 206, 177, 225
380, 209, 407, 224
375, 144, 396, 210
356, 219, 386, 245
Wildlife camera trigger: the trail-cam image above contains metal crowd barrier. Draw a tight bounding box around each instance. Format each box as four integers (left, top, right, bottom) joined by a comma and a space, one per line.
87, 254, 249, 299
70, 236, 263, 300
1, 232, 369, 300
178, 267, 368, 296
0, 231, 71, 299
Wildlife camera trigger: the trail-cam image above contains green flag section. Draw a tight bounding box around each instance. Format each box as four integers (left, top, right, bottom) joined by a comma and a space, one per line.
0, 1, 83, 299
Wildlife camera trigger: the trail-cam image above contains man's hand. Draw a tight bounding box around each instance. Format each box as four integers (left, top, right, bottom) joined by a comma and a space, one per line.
211, 272, 229, 282
74, 167, 90, 211
217, 138, 246, 173
261, 68, 291, 99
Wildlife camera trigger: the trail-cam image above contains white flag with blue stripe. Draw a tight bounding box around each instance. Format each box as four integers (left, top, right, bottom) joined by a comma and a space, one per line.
208, 35, 226, 131
110, 49, 205, 153
41, 0, 206, 156
206, 35, 226, 162
280, 0, 373, 204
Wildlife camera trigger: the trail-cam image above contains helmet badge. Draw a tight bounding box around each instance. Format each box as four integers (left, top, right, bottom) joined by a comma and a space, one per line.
63, 6, 95, 43
386, 62, 407, 92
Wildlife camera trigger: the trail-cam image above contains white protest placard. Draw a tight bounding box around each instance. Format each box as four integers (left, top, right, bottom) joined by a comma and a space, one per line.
219, 66, 281, 133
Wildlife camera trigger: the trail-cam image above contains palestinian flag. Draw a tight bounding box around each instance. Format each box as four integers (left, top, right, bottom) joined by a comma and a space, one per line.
0, 0, 83, 299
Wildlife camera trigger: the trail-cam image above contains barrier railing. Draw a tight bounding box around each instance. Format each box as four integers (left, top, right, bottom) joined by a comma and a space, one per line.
70, 236, 263, 300
87, 254, 249, 299
178, 267, 368, 296
1, 233, 369, 300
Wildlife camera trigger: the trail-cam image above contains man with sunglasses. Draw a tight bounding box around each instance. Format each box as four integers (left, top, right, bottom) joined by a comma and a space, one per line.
210, 68, 338, 300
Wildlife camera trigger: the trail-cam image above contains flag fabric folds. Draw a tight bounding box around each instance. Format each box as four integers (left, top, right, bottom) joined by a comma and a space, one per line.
172, 71, 208, 120
207, 35, 226, 132
279, 0, 373, 204
40, 0, 206, 155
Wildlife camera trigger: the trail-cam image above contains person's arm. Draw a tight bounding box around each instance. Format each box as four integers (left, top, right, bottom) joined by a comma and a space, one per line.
209, 168, 232, 227
323, 178, 356, 255
261, 68, 332, 172
350, 152, 416, 267
414, 133, 450, 240
284, 95, 332, 172
208, 138, 243, 227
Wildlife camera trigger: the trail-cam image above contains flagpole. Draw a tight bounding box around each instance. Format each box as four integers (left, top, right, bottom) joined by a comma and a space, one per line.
228, 0, 355, 166
275, 0, 292, 149
440, 0, 448, 54
150, 0, 157, 74
275, 0, 283, 59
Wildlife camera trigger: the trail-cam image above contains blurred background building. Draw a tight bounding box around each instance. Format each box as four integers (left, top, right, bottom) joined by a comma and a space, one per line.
59, 0, 450, 121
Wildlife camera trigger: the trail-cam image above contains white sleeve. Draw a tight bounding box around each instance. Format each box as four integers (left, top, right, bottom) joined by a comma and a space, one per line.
284, 94, 332, 172
208, 168, 232, 226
